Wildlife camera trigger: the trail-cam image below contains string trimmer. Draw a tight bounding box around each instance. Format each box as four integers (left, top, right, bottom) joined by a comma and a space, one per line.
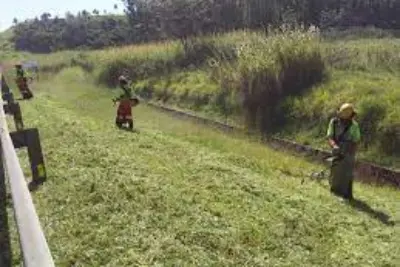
301, 155, 343, 184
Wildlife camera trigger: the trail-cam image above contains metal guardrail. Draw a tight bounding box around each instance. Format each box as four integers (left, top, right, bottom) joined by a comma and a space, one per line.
0, 69, 54, 266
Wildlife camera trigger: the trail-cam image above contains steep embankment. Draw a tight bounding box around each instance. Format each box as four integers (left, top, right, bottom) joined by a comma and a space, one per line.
29, 30, 400, 169
5, 67, 399, 266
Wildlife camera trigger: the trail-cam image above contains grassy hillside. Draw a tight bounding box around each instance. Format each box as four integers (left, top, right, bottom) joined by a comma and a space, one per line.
4, 67, 399, 266
2, 28, 399, 169
24, 29, 398, 169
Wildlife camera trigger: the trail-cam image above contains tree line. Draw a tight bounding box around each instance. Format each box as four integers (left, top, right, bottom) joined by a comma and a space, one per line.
11, 0, 400, 53
123, 0, 400, 41
12, 11, 131, 53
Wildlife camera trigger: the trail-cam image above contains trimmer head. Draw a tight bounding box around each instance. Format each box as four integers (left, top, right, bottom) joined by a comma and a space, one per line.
311, 169, 327, 180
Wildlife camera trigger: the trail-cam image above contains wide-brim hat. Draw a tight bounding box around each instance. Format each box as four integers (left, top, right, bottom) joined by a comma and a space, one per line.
118, 75, 127, 81
337, 103, 357, 119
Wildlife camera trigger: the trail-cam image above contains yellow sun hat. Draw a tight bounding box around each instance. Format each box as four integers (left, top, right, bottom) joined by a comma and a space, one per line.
338, 103, 357, 119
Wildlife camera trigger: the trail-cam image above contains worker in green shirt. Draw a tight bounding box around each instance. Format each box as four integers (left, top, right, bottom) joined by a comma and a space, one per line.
326, 103, 361, 200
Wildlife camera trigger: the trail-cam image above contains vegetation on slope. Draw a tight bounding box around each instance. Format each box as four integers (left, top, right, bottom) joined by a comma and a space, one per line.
0, 30, 17, 59
1, 0, 398, 171
5, 67, 400, 266
22, 28, 400, 169
0, 29, 13, 51
0, 30, 33, 62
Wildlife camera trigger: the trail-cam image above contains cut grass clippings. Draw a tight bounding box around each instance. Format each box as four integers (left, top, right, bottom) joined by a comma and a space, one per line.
4, 67, 399, 266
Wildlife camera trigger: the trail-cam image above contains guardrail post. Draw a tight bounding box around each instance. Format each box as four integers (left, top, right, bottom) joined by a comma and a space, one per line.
1, 68, 54, 266
2, 75, 24, 131
1, 72, 46, 184
1, 75, 13, 103
3, 102, 24, 131
0, 141, 12, 267
26, 129, 47, 185
10, 129, 47, 185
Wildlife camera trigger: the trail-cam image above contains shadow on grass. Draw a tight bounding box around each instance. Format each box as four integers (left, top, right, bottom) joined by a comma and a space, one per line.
116, 126, 140, 133
348, 198, 396, 226
0, 164, 12, 267
15, 96, 34, 101
0, 175, 46, 266
0, 200, 12, 267
4, 178, 47, 201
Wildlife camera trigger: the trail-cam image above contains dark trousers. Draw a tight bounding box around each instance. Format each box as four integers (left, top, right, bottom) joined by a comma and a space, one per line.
329, 155, 355, 200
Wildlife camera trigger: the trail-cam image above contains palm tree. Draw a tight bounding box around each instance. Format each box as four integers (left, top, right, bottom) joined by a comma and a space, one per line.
40, 12, 51, 22
82, 10, 90, 18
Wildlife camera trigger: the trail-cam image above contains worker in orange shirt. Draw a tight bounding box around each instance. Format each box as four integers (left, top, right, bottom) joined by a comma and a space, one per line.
112, 75, 139, 130
113, 95, 139, 130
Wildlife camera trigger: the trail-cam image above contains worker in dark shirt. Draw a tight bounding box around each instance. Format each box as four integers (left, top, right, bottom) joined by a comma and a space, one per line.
15, 63, 33, 100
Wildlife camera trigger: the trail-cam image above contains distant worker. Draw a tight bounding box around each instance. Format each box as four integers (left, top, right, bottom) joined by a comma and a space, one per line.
15, 63, 34, 100
113, 95, 139, 131
113, 75, 139, 130
326, 103, 361, 200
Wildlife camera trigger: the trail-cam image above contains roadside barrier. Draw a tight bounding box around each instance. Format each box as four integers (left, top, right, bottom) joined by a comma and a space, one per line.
0, 69, 54, 267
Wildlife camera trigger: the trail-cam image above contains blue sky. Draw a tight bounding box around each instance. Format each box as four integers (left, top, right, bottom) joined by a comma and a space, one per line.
0, 0, 124, 31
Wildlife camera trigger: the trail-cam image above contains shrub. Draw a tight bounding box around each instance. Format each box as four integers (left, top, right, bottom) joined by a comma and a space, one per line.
378, 113, 400, 156
214, 27, 326, 133
356, 98, 387, 149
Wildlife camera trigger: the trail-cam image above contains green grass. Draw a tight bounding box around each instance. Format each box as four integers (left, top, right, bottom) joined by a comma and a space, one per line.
4, 67, 399, 266
0, 29, 31, 61
2, 28, 399, 168
0, 29, 13, 52
5, 29, 396, 168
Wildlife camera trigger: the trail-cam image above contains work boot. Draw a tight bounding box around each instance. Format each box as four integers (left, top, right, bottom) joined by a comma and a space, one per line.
115, 118, 123, 128
343, 180, 354, 200
128, 119, 133, 131
22, 91, 33, 99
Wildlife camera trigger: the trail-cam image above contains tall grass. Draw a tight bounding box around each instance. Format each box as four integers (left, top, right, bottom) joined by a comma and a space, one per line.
210, 28, 325, 132
322, 26, 400, 40
323, 39, 400, 72
82, 28, 325, 134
